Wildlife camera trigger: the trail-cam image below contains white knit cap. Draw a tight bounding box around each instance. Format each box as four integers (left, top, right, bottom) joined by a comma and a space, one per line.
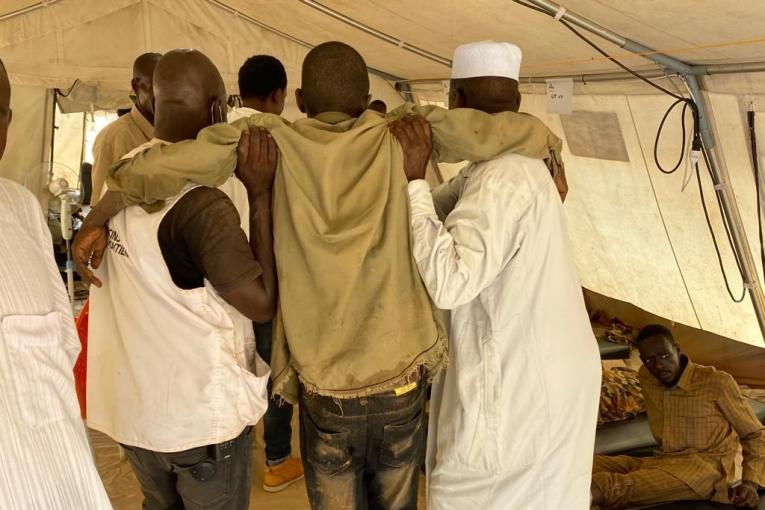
451, 40, 523, 81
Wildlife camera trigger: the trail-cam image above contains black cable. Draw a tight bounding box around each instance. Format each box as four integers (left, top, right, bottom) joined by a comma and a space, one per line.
653, 99, 691, 174
512, 0, 747, 302
55, 79, 80, 98
747, 109, 765, 281
516, 0, 703, 173
702, 149, 745, 275
562, 21, 682, 99
554, 18, 703, 175
697, 148, 747, 302
514, 1, 685, 99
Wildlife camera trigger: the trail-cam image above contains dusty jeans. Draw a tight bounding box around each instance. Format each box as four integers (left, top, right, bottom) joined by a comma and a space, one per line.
299, 381, 426, 510
121, 427, 253, 510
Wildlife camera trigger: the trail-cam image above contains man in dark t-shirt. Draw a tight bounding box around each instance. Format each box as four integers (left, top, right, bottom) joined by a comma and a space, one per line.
80, 50, 278, 510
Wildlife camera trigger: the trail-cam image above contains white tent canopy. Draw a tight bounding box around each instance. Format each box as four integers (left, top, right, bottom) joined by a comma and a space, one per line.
1, 0, 764, 346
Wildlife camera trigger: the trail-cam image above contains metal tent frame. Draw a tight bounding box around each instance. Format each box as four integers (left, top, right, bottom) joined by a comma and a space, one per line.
516, 0, 765, 339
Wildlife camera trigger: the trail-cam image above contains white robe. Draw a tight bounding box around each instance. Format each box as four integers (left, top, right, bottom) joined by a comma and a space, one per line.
407, 153, 601, 510
0, 178, 111, 509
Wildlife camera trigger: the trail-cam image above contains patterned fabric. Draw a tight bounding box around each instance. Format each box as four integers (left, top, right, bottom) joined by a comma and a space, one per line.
598, 367, 645, 426
592, 454, 711, 509
640, 360, 765, 501
605, 319, 636, 346
594, 361, 765, 508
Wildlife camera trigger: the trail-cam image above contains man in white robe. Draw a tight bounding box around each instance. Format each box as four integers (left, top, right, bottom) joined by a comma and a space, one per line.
391, 40, 601, 510
0, 59, 112, 509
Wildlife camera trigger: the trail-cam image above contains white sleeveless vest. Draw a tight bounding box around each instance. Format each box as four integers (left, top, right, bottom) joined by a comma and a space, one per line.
88, 164, 269, 452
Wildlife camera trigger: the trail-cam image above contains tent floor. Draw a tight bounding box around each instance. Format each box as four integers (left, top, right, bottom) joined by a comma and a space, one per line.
91, 403, 765, 509
92, 411, 427, 509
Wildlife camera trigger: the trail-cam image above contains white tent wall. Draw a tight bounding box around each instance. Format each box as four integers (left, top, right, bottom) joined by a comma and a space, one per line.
0, 85, 50, 194
610, 91, 761, 345
53, 105, 84, 177
421, 86, 764, 346
585, 288, 765, 387
0, 0, 404, 194
0, 0, 404, 113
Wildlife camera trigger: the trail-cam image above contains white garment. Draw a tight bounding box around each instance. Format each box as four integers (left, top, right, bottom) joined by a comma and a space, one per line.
228, 105, 260, 123
451, 41, 523, 81
88, 141, 269, 453
0, 178, 111, 509
408, 153, 601, 510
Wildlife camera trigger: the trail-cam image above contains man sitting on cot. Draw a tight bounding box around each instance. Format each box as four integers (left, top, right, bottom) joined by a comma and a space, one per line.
592, 325, 765, 509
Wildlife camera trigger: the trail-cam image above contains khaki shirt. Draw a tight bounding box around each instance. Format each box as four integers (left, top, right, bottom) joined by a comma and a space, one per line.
640, 359, 765, 499
91, 106, 152, 205
106, 103, 564, 401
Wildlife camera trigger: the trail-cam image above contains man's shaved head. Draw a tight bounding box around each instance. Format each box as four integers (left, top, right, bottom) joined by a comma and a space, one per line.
131, 52, 162, 124
449, 76, 521, 114
133, 52, 162, 81
296, 42, 370, 118
152, 49, 227, 143
0, 59, 12, 160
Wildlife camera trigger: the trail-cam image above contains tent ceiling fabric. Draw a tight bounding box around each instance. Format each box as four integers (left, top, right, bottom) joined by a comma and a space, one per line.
0, 0, 404, 105
2, 1, 765, 85
0, 1, 41, 17
218, 0, 765, 79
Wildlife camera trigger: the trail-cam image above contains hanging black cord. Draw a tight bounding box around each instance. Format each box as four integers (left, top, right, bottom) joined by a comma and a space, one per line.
55, 79, 80, 98
748, 109, 765, 281
653, 99, 691, 174
512, 0, 746, 302
515, 0, 704, 173
553, 18, 704, 175
696, 148, 747, 302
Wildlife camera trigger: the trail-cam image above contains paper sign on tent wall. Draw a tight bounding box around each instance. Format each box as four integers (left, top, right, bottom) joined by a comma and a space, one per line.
547, 78, 573, 114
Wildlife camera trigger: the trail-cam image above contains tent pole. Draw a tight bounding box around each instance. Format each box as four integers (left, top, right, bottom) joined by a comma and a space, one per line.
703, 62, 765, 75
685, 74, 765, 335
399, 69, 675, 86
398, 61, 765, 86
519, 0, 765, 339
297, 0, 452, 67
0, 0, 61, 22
205, 0, 403, 85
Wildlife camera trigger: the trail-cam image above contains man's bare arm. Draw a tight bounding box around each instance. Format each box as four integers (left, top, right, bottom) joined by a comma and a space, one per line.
219, 128, 278, 321
220, 192, 276, 322
73, 191, 127, 287
84, 191, 127, 228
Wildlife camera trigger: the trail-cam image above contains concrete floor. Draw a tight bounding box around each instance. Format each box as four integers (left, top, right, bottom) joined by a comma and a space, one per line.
92, 412, 427, 509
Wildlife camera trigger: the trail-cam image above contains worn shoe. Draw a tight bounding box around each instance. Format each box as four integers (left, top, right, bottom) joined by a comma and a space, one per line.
263, 457, 305, 493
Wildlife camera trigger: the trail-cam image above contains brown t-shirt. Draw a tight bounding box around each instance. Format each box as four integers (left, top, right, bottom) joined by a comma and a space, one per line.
158, 186, 262, 292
